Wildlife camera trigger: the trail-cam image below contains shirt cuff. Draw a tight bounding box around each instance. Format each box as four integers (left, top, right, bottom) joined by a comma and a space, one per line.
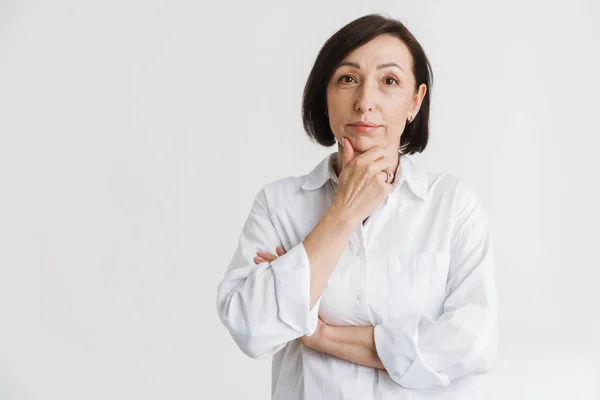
271, 242, 321, 336
374, 318, 449, 389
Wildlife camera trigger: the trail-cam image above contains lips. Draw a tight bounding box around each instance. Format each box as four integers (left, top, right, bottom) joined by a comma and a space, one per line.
348, 121, 381, 133
349, 121, 380, 127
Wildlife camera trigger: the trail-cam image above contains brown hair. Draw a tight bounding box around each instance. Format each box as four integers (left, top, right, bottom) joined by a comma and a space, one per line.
301, 13, 433, 154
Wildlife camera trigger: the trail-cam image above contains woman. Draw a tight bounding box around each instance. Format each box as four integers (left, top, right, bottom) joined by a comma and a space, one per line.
216, 13, 497, 400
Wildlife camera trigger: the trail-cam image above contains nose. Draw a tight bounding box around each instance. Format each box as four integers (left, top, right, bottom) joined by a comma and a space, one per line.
354, 82, 377, 113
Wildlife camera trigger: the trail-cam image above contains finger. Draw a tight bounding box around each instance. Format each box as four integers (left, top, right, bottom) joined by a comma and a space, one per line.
368, 155, 395, 177
358, 146, 387, 163
276, 246, 286, 256
341, 137, 355, 168
256, 251, 277, 262
253, 256, 266, 264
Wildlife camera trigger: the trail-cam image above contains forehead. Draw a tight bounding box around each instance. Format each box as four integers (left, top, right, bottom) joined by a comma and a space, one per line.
342, 34, 412, 67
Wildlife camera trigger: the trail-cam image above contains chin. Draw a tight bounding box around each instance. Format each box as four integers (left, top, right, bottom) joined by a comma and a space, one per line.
350, 136, 378, 149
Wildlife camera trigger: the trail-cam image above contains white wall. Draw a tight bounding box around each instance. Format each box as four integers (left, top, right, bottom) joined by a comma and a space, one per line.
1, 0, 599, 399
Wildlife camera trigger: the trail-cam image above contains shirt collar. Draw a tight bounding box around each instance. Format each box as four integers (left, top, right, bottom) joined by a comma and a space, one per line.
301, 152, 428, 200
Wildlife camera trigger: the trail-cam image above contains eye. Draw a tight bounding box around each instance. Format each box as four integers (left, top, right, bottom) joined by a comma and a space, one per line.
383, 76, 400, 86
338, 75, 357, 84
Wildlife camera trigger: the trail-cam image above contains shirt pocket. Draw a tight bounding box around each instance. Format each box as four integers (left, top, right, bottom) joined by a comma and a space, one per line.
386, 252, 451, 320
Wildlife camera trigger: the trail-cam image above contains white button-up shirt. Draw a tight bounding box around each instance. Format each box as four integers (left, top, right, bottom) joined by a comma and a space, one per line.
217, 152, 498, 399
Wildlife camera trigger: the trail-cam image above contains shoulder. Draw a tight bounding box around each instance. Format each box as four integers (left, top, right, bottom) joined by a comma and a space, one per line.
433, 173, 490, 230
254, 175, 308, 214
428, 172, 480, 203
425, 171, 488, 222
250, 153, 332, 215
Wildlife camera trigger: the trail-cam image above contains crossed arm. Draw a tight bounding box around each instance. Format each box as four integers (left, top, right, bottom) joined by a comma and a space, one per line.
218, 186, 497, 388
255, 247, 385, 370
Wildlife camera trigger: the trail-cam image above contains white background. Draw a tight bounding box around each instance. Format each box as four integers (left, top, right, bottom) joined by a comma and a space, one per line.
1, 0, 599, 399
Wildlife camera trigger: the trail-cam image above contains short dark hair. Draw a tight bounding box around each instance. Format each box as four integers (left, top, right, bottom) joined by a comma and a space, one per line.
301, 14, 433, 154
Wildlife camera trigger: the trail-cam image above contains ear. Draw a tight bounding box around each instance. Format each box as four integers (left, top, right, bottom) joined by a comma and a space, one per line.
409, 83, 427, 117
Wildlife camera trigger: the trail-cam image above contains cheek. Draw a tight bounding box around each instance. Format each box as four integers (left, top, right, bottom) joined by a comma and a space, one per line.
383, 108, 408, 127
327, 91, 350, 114
381, 99, 410, 139
382, 96, 410, 121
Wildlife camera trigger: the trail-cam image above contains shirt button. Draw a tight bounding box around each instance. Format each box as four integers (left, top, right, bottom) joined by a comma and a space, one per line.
356, 292, 364, 301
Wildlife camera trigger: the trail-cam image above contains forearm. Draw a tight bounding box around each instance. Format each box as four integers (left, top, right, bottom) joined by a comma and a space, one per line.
303, 205, 357, 308
313, 324, 384, 370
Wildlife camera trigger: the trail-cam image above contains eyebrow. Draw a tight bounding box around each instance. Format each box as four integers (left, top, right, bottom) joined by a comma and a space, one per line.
335, 61, 404, 72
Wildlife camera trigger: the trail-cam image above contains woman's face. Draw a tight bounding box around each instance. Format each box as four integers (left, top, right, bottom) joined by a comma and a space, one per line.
326, 34, 427, 156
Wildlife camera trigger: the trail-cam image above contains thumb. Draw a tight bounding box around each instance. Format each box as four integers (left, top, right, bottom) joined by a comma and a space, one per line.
341, 137, 355, 168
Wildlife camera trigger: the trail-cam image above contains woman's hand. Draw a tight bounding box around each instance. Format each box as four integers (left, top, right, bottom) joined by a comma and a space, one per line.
332, 137, 394, 226
253, 246, 286, 264
298, 317, 329, 350
253, 247, 329, 349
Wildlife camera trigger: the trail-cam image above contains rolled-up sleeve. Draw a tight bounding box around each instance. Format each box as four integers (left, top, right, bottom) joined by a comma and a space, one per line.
216, 187, 321, 359
374, 182, 498, 389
